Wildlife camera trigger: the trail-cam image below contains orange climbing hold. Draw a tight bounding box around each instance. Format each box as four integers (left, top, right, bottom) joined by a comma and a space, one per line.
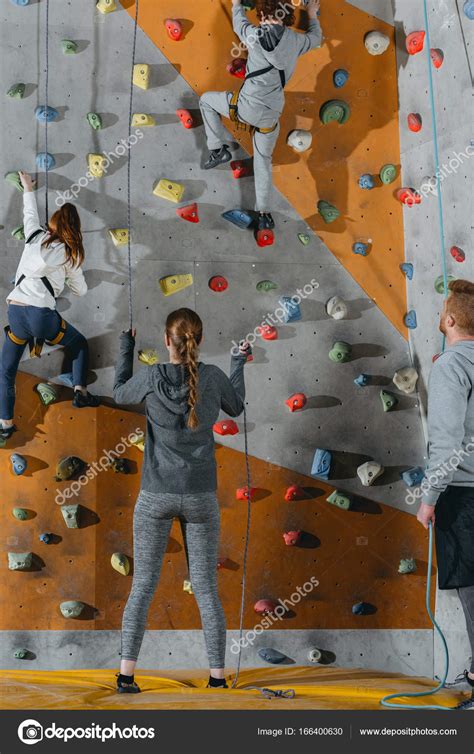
285, 484, 305, 502
285, 393, 307, 412
176, 203, 199, 223
213, 420, 239, 436
407, 113, 422, 132
231, 160, 252, 179
209, 275, 228, 292
176, 109, 194, 129
236, 486, 255, 501
165, 18, 183, 41
258, 324, 278, 341
256, 229, 274, 248
406, 31, 425, 55
227, 58, 247, 78
397, 188, 422, 206
283, 530, 302, 546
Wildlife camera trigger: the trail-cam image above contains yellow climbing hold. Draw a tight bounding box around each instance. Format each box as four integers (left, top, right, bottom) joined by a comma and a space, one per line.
108, 229, 129, 246
133, 64, 150, 90
153, 179, 185, 203
131, 113, 156, 127
111, 553, 130, 576
96, 0, 117, 13
183, 580, 194, 595
138, 349, 159, 366
87, 153, 107, 179
131, 435, 145, 452
159, 274, 193, 297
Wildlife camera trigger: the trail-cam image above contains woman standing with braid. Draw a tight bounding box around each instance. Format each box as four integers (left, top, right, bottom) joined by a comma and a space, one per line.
113, 308, 249, 693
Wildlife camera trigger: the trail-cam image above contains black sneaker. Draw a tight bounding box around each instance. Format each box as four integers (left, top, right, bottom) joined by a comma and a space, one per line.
204, 146, 232, 170
116, 673, 141, 694
72, 391, 100, 409
258, 212, 275, 231
0, 423, 16, 441
456, 694, 474, 710
207, 676, 228, 689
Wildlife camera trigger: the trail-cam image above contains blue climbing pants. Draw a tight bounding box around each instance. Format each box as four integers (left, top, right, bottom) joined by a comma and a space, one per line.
0, 304, 88, 419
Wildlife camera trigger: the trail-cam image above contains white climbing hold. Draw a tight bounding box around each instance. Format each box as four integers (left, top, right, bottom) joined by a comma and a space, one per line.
365, 30, 390, 56
287, 129, 312, 153
393, 367, 418, 394
326, 296, 348, 320
357, 460, 384, 487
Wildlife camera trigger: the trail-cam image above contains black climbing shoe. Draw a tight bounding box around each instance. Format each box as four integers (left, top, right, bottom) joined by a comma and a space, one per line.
456, 693, 474, 710
0, 424, 16, 441
72, 391, 100, 409
207, 676, 228, 689
116, 673, 141, 694
204, 146, 232, 170
258, 212, 275, 231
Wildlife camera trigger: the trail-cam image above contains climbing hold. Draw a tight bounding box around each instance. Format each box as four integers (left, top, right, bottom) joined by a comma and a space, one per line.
231, 160, 252, 179
320, 99, 351, 125
8, 552, 33, 571
308, 648, 323, 663
7, 83, 25, 99
11, 0, 30, 4
326, 296, 348, 320
287, 129, 312, 153
131, 435, 145, 452
60, 601, 85, 619
256, 280, 278, 292
131, 113, 156, 127
285, 393, 307, 412
318, 200, 340, 224
227, 58, 247, 78
12, 508, 28, 521
5, 171, 23, 192
450, 246, 465, 263
258, 648, 287, 664
35, 382, 58, 406
406, 31, 426, 55
379, 164, 397, 185
153, 179, 185, 203
401, 466, 425, 487
108, 229, 129, 247
87, 112, 102, 130
380, 389, 398, 412
176, 203, 199, 223
256, 229, 274, 248
87, 153, 107, 179
404, 310, 417, 329
435, 274, 456, 294
108, 458, 130, 474
11, 226, 25, 240
352, 602, 371, 616
39, 533, 53, 544
165, 18, 183, 40
133, 64, 150, 90
258, 324, 278, 340
138, 349, 159, 366
254, 599, 278, 615
35, 106, 59, 122
111, 553, 130, 576
333, 68, 349, 88
36, 153, 55, 171
159, 274, 193, 296
236, 487, 255, 501
10, 453, 27, 476
357, 460, 384, 487
222, 209, 253, 229
96, 0, 117, 12
285, 485, 305, 502
400, 263, 414, 280
407, 113, 422, 133
176, 109, 194, 129
329, 341, 352, 363
55, 456, 86, 482
326, 490, 352, 510
298, 233, 311, 246
213, 420, 239, 436
353, 241, 369, 256
397, 188, 421, 206
208, 275, 228, 293
183, 580, 194, 594
358, 174, 375, 190
311, 449, 332, 480
430, 48, 444, 69
398, 558, 417, 575
61, 505, 81, 528
283, 530, 302, 546
464, 0, 474, 19
61, 40, 78, 55
280, 297, 302, 323
393, 367, 418, 394
365, 30, 390, 55
354, 374, 369, 387
14, 649, 29, 660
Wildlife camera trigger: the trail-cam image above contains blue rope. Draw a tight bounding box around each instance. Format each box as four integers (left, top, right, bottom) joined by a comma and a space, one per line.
44, 0, 49, 222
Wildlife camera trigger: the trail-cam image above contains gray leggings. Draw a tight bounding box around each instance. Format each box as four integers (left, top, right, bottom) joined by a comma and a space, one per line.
121, 490, 226, 668
458, 585, 474, 673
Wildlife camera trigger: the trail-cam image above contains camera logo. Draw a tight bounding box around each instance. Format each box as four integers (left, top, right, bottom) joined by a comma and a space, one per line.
18, 720, 44, 745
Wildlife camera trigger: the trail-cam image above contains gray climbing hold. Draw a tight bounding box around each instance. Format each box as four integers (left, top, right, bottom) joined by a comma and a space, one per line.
36, 153, 56, 171
357, 461, 384, 486
111, 553, 130, 576
380, 389, 398, 412
326, 490, 352, 510
398, 558, 417, 575
308, 648, 323, 663
320, 99, 351, 125
329, 341, 352, 363
258, 647, 287, 664
380, 164, 397, 185
55, 456, 86, 482
256, 280, 278, 292
61, 504, 81, 529
318, 200, 340, 224
87, 112, 103, 130
326, 296, 348, 320
8, 552, 33, 571
12, 508, 29, 521
61, 40, 78, 54
393, 367, 418, 394
14, 648, 29, 659
5, 171, 23, 192
60, 601, 85, 619
11, 225, 25, 240
7, 83, 25, 99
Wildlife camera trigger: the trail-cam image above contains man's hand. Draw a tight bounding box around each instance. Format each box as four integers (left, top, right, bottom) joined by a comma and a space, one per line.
307, 0, 321, 18
19, 171, 36, 192
417, 502, 436, 529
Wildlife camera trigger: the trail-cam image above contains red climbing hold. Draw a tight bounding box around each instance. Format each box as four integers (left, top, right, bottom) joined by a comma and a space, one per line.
217, 558, 227, 570
236, 486, 255, 501
283, 530, 302, 546
285, 484, 305, 502
176, 109, 194, 129
231, 160, 252, 179
406, 31, 425, 55
213, 420, 238, 436
165, 18, 183, 41
285, 393, 307, 412
227, 58, 247, 78
407, 113, 422, 132
258, 324, 278, 341
209, 275, 228, 292
430, 48, 444, 69
256, 229, 274, 248
397, 188, 422, 206
450, 246, 465, 263
176, 203, 199, 223
254, 599, 278, 615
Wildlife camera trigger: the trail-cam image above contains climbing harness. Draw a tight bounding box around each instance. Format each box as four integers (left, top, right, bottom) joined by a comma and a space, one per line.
4, 317, 67, 360
229, 66, 285, 135
126, 0, 139, 331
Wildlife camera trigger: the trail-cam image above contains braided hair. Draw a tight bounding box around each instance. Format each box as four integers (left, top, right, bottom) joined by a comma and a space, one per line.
165, 308, 203, 430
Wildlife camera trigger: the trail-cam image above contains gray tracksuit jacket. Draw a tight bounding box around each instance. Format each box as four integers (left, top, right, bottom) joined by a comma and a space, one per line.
424, 340, 474, 505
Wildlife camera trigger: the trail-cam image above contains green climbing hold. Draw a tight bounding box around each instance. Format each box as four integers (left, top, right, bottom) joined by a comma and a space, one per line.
8, 552, 33, 571
61, 39, 78, 54
434, 274, 456, 294
14, 648, 29, 660
318, 200, 340, 224
61, 504, 81, 529
60, 601, 85, 618
7, 83, 25, 99
329, 341, 352, 363
111, 553, 130, 576
380, 389, 398, 412
256, 280, 278, 292
380, 164, 397, 185
87, 112, 103, 130
5, 171, 23, 192
319, 99, 351, 125
55, 456, 86, 482
327, 490, 352, 510
11, 225, 25, 240
35, 383, 58, 406
398, 558, 417, 574
298, 233, 311, 246
12, 508, 29, 521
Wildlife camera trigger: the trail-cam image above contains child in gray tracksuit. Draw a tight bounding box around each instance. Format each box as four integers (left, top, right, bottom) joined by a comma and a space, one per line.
200, 0, 322, 230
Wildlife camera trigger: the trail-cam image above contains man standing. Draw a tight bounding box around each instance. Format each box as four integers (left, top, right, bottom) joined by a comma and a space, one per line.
417, 279, 474, 709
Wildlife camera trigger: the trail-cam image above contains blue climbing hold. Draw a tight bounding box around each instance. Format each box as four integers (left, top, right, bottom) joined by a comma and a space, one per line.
400, 263, 414, 280
359, 173, 375, 190
36, 153, 56, 171
464, 1, 474, 20
311, 448, 332, 480
353, 242, 369, 256
333, 68, 349, 88
35, 106, 59, 123
279, 297, 302, 323
404, 310, 417, 329
222, 209, 253, 230
39, 533, 53, 544
258, 647, 287, 664
10, 453, 27, 476
401, 467, 425, 487
352, 602, 371, 616
10, 0, 29, 5
354, 374, 370, 387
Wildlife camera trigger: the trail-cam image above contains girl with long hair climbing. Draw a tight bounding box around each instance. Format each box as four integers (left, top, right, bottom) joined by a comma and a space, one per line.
113, 308, 250, 693
200, 0, 322, 232
0, 172, 99, 441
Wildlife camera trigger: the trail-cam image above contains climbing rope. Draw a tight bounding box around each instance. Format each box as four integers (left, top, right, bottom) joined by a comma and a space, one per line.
246, 687, 296, 700
44, 0, 50, 222
126, 0, 140, 330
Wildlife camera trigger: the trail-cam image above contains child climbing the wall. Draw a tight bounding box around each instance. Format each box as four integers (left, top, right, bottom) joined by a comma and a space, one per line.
200, 0, 322, 232
0, 171, 99, 441
113, 309, 250, 693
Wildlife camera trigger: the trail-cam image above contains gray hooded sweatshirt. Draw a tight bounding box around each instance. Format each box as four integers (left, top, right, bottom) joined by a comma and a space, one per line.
233, 5, 323, 120
114, 333, 246, 494
424, 340, 474, 505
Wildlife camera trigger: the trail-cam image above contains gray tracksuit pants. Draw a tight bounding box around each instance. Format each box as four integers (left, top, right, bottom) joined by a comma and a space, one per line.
458, 586, 474, 673
121, 490, 226, 668
199, 90, 280, 212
